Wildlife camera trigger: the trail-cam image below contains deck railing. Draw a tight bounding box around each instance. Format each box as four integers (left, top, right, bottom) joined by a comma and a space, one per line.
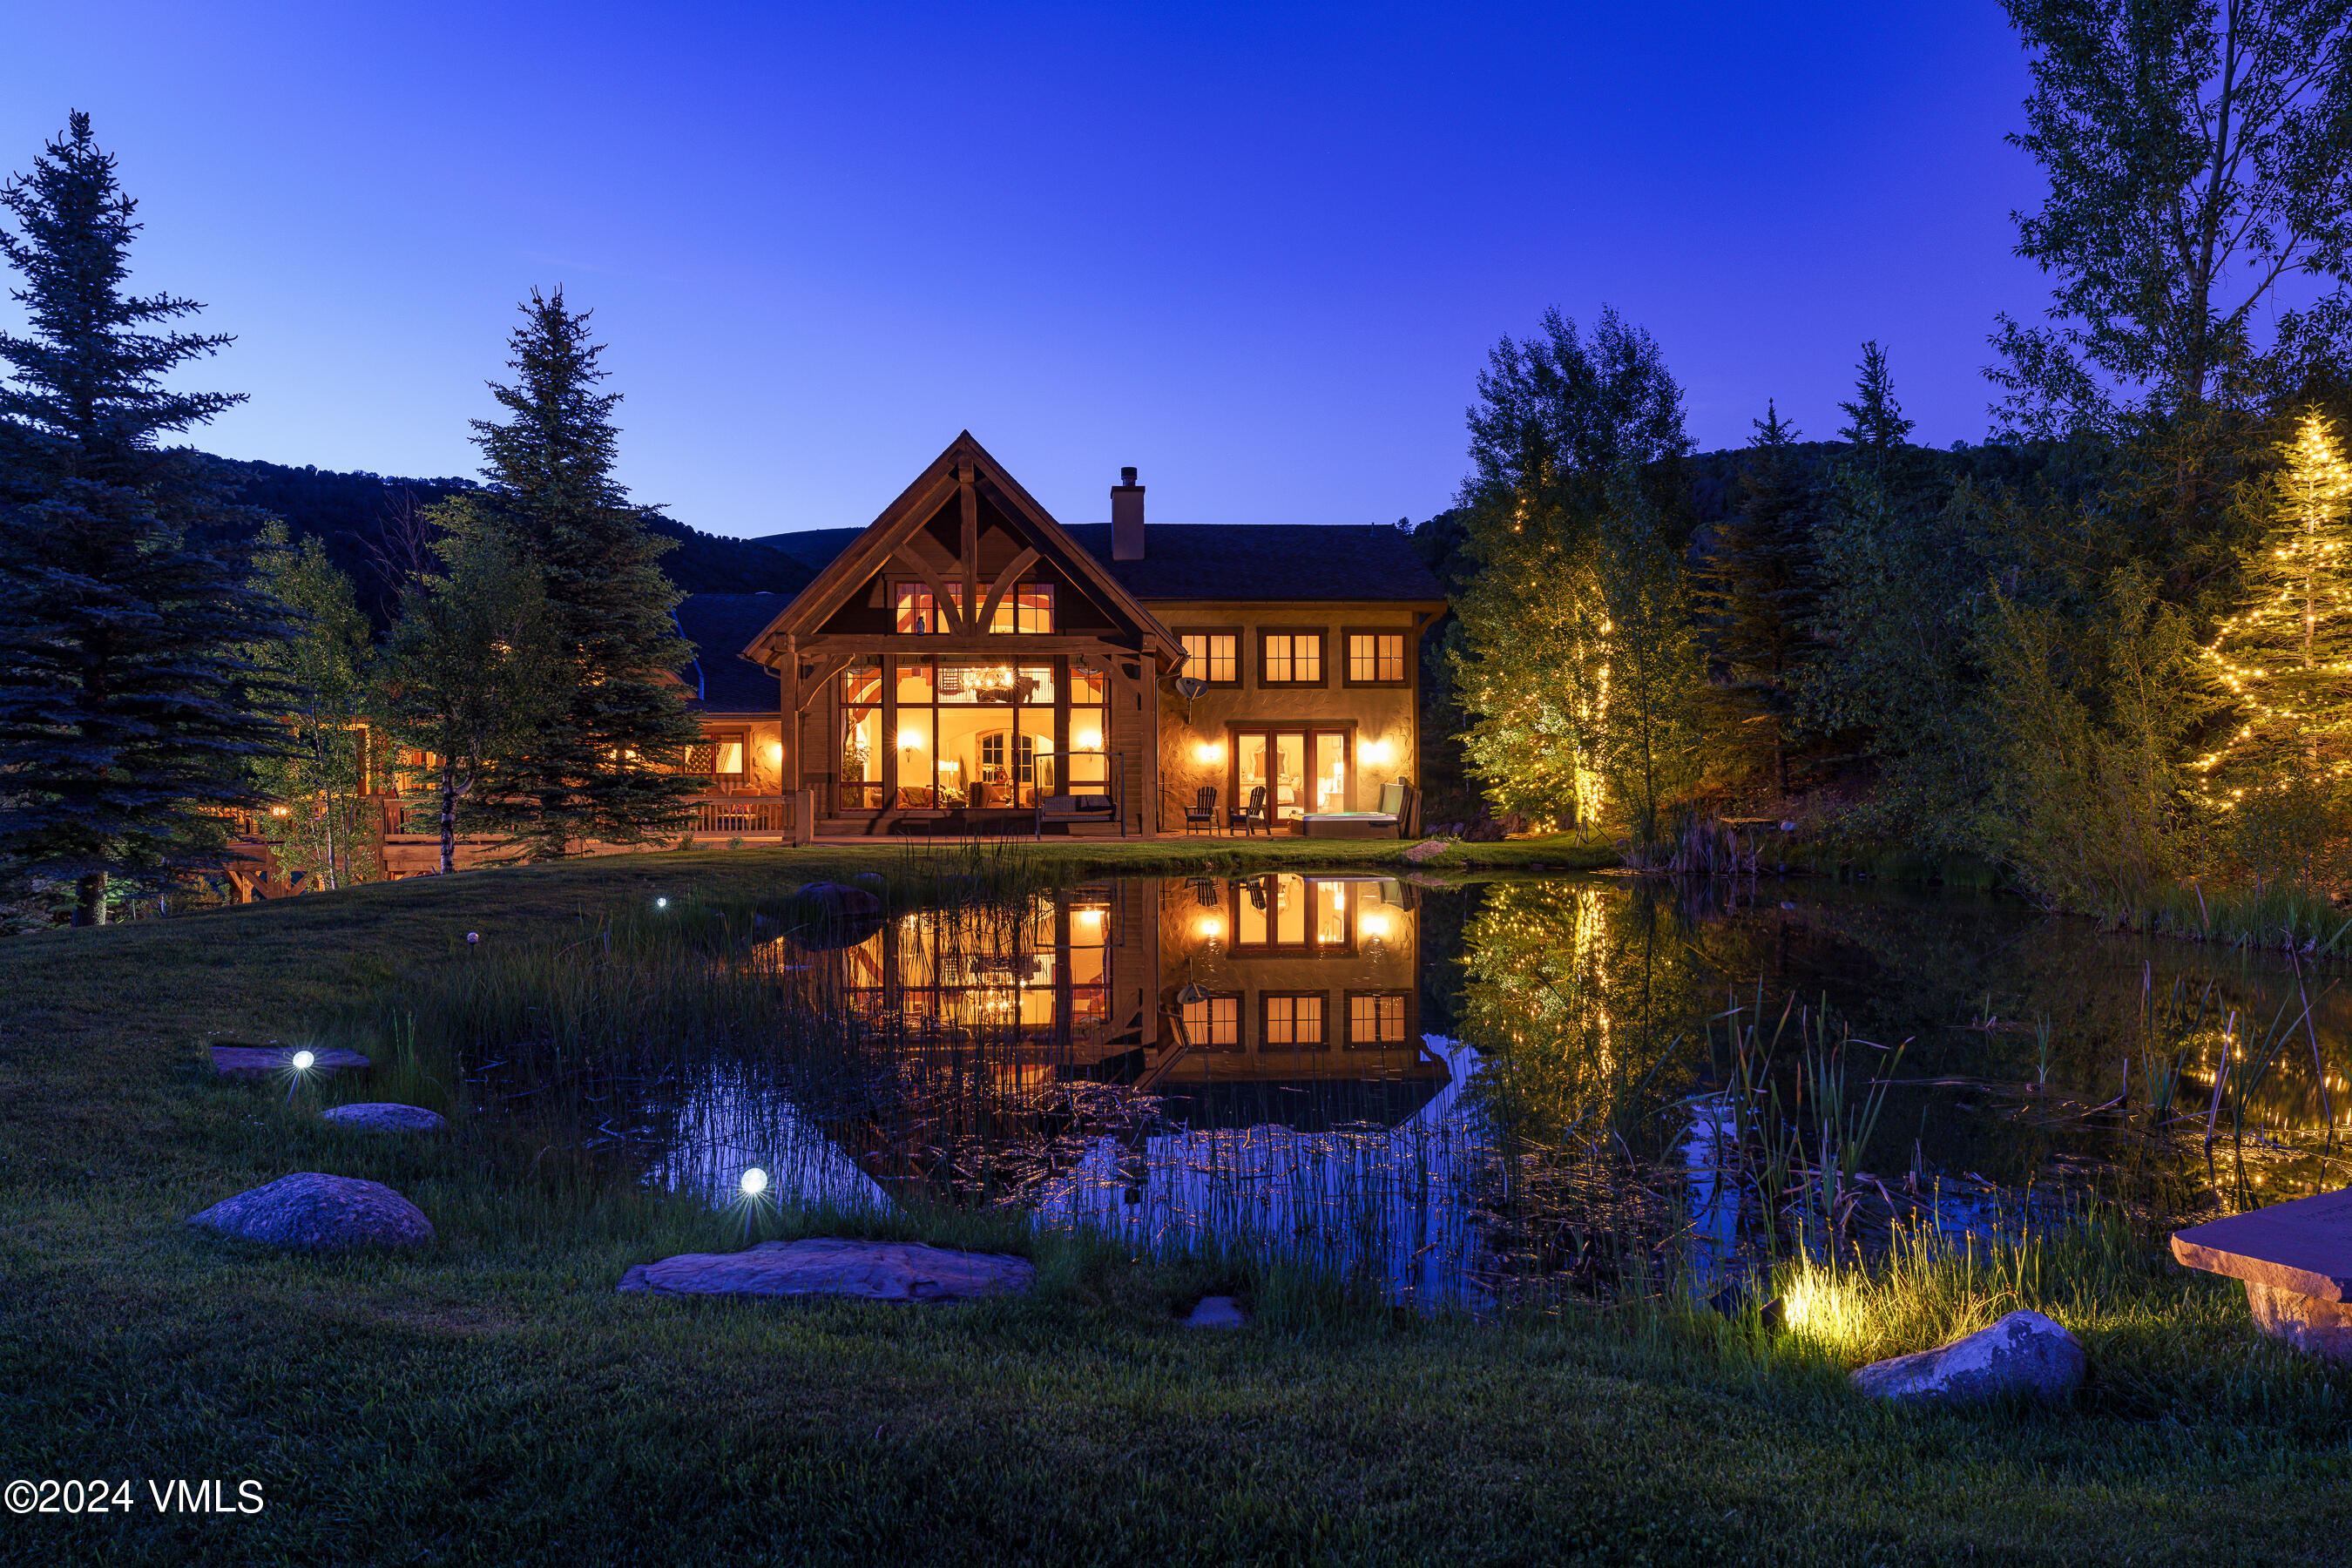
377, 794, 797, 838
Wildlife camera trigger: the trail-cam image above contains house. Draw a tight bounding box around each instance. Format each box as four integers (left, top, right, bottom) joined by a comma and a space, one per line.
672, 432, 1447, 837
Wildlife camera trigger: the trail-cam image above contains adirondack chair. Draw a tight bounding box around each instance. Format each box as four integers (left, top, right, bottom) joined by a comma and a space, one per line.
1227, 785, 1271, 836
1182, 785, 1218, 834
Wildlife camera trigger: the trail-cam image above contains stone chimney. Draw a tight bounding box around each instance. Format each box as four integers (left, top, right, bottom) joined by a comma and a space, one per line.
1112, 466, 1145, 561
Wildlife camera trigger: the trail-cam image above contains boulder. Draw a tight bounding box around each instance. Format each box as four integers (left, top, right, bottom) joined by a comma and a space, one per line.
209, 1044, 370, 1080
617, 1237, 1031, 1303
187, 1173, 434, 1252
1182, 1295, 1248, 1328
322, 1103, 447, 1133
1849, 1309, 2084, 1404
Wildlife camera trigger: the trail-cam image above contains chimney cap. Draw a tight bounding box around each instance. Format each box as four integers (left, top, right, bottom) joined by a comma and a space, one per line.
1119, 466, 1139, 487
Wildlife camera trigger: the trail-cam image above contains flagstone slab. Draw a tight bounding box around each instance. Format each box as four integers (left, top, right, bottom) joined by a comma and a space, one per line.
209, 1044, 371, 1080
187, 1173, 434, 1252
2171, 1187, 2352, 1301
322, 1103, 447, 1132
617, 1237, 1032, 1303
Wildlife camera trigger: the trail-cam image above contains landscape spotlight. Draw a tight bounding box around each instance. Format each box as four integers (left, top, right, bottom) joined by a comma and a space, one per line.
740, 1167, 769, 1199
656, 896, 669, 909
290, 1050, 315, 1072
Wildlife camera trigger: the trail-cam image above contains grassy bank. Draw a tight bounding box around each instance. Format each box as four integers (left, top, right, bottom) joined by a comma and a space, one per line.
3, 847, 2349, 1565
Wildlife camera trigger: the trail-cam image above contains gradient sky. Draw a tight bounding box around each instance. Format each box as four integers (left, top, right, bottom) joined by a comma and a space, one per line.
6, 3, 2049, 540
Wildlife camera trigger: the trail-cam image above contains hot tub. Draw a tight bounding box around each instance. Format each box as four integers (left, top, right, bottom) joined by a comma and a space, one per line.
1298, 813, 1400, 840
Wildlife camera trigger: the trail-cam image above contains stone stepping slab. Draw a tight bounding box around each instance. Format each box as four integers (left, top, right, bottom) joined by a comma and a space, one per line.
187, 1173, 434, 1252
2173, 1187, 2352, 1360
209, 1044, 371, 1080
323, 1103, 446, 1132
618, 1237, 1031, 1303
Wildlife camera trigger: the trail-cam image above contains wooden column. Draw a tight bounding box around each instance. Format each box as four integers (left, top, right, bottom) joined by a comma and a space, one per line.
780, 632, 800, 793
956, 462, 979, 628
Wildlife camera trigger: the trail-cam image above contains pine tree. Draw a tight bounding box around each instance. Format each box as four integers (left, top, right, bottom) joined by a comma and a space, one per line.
452, 289, 700, 858
0, 113, 291, 924
2196, 409, 2352, 797
249, 524, 375, 889
1699, 402, 1819, 796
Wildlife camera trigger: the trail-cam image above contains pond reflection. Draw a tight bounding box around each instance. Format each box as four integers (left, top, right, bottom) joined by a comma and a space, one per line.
463, 871, 2352, 1308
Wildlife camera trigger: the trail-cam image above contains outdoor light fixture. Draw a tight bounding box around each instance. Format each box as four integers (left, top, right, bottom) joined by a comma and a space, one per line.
465, 931, 480, 948
1195, 916, 1222, 941
290, 1051, 314, 1072
740, 1167, 769, 1198
1361, 912, 1390, 940
1362, 738, 1394, 767
655, 896, 669, 909
1193, 740, 1223, 763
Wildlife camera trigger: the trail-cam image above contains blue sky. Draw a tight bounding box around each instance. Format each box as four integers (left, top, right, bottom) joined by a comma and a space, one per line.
5, 3, 2046, 539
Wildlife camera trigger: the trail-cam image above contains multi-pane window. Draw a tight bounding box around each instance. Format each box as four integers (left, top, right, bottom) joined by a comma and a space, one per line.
1181, 992, 1240, 1049
1260, 632, 1324, 685
1263, 994, 1326, 1048
1348, 633, 1407, 684
893, 581, 1053, 633
1179, 632, 1240, 685
673, 733, 747, 777
1348, 992, 1409, 1046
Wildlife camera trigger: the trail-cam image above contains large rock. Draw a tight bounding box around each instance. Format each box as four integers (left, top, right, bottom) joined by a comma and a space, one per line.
209, 1044, 370, 1080
1849, 1309, 2084, 1404
617, 1237, 1031, 1302
322, 1103, 447, 1132
187, 1173, 434, 1252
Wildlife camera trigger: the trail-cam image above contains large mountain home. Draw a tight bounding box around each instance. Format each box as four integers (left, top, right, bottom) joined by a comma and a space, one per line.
670, 433, 1446, 840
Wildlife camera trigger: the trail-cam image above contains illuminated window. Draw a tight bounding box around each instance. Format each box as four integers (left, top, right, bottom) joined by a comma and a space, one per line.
1348, 633, 1407, 684
1260, 631, 1324, 686
1348, 992, 1409, 1046
672, 732, 747, 777
986, 583, 1054, 633
1181, 992, 1240, 1048
1263, 993, 1325, 1047
1179, 631, 1240, 685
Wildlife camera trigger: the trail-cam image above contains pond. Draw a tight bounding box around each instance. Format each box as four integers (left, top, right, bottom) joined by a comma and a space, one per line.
449, 871, 2352, 1309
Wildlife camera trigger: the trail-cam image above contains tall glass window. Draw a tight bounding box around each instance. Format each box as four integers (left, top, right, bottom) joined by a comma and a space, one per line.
838, 658, 884, 810
896, 659, 1055, 808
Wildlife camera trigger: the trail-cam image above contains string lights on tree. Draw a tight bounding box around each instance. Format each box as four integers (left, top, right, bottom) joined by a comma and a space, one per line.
2194, 409, 2352, 806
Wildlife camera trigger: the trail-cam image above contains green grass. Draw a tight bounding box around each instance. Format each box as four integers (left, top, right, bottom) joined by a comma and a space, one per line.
3, 843, 2351, 1565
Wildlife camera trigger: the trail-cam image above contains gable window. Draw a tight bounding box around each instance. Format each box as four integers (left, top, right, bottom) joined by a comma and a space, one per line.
1346, 632, 1408, 686
1259, 630, 1325, 686
1178, 630, 1240, 686
893, 580, 1054, 633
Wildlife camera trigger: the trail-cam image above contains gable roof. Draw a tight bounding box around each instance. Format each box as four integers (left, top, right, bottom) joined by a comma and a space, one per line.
674, 594, 787, 713
747, 521, 1444, 604
1062, 524, 1443, 602
737, 433, 1179, 666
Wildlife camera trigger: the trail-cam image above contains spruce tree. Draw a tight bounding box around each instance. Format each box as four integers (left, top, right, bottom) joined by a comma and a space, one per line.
1699, 402, 1819, 796
2197, 409, 2352, 795
0, 113, 290, 924
454, 289, 700, 858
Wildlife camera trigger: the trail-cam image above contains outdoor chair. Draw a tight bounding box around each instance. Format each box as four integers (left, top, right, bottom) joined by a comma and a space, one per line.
1227, 785, 1270, 836
1182, 785, 1218, 834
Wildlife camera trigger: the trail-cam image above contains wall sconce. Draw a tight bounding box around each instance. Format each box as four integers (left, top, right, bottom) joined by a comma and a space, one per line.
1075, 730, 1103, 751
1194, 915, 1223, 944
898, 730, 925, 750
1361, 738, 1394, 767
1194, 740, 1224, 764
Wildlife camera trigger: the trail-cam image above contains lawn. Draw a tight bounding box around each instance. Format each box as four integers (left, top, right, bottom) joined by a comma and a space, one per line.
2, 837, 2348, 1566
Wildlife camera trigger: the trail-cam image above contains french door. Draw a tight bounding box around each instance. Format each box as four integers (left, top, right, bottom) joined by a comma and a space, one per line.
1232, 728, 1350, 820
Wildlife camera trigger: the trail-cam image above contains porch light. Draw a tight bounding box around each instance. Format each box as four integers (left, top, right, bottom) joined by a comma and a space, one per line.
1361, 912, 1390, 940
1193, 740, 1223, 763
1195, 915, 1222, 941
1361, 738, 1394, 767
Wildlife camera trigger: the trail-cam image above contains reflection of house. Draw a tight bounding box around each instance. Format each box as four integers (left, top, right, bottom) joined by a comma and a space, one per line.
676, 432, 1446, 835
793, 875, 1447, 1131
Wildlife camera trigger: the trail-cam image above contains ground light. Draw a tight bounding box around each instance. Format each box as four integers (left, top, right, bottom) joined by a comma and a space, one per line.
655, 897, 668, 909
285, 1049, 315, 1105
740, 1167, 769, 1198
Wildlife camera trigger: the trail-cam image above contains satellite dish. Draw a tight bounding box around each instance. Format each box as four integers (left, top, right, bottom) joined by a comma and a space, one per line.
1174, 676, 1207, 700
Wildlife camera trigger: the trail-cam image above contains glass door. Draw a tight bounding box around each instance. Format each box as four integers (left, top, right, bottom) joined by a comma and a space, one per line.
1313, 732, 1348, 814
1232, 728, 1350, 820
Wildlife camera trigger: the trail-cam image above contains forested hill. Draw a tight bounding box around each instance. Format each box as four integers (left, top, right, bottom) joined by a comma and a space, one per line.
196, 454, 818, 621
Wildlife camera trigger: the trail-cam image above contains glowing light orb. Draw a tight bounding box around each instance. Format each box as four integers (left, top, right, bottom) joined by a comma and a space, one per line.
655, 896, 669, 909
290, 1051, 315, 1072
740, 1167, 769, 1198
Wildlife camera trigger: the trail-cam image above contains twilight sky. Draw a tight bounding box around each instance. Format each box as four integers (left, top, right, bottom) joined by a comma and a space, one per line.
4, 3, 2047, 540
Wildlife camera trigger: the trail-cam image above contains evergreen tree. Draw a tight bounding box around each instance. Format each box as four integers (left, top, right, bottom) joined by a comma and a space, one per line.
0, 113, 290, 925
2197, 409, 2352, 794
249, 524, 376, 889
374, 528, 563, 875
1698, 402, 1820, 795
451, 289, 700, 858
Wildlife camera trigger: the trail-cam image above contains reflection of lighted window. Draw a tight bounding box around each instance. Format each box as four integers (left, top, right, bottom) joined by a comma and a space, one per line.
1181, 993, 1240, 1047
1348, 993, 1409, 1044
1265, 994, 1324, 1046
1234, 875, 1351, 952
